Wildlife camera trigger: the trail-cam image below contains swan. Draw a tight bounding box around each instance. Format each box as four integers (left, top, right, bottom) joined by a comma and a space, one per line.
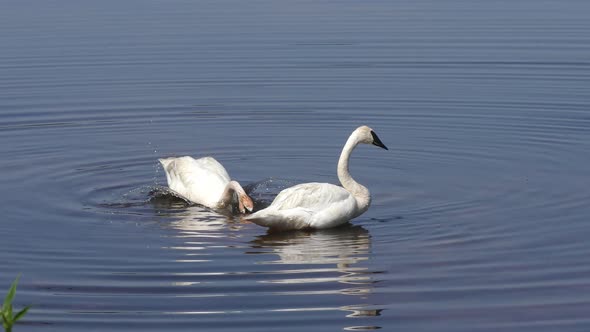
159, 156, 254, 214
245, 125, 388, 231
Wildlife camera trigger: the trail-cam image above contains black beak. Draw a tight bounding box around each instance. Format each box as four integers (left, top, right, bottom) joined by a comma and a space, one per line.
370, 130, 388, 150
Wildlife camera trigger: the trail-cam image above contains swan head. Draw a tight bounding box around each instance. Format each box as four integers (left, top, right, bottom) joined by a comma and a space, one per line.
227, 180, 255, 214
238, 193, 254, 214
355, 125, 388, 150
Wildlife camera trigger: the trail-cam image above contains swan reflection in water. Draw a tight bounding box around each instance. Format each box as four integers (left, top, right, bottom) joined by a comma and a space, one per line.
250, 224, 383, 321
166, 207, 245, 235
149, 189, 382, 326
251, 225, 370, 271
148, 187, 246, 238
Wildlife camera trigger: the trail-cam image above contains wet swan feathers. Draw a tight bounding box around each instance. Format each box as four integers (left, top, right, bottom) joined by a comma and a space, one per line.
159, 156, 253, 213
244, 125, 388, 231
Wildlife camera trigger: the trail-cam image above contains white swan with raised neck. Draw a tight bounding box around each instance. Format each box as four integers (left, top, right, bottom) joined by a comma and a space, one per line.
245, 125, 388, 231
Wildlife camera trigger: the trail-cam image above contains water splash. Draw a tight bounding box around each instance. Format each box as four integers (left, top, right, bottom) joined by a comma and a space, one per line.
243, 177, 297, 210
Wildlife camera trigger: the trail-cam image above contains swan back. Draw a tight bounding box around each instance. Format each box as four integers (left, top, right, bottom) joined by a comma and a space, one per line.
246, 182, 358, 230
159, 156, 231, 208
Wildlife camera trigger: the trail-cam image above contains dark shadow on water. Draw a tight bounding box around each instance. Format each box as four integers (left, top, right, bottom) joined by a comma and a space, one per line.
147, 186, 244, 218
148, 186, 192, 209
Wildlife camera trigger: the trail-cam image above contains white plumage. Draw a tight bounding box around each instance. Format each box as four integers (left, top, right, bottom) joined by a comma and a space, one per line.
159, 156, 253, 213
245, 125, 388, 231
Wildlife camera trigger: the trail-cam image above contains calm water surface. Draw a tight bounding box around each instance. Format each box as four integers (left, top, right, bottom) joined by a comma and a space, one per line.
2, 1, 590, 331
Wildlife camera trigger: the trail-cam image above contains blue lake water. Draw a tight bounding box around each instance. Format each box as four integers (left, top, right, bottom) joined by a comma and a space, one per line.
1, 1, 590, 331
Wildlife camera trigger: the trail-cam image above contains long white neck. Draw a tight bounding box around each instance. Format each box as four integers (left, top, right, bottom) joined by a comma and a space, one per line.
337, 132, 371, 215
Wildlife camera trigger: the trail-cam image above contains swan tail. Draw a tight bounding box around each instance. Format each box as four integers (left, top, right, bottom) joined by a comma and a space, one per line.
158, 157, 177, 188
245, 209, 313, 231
244, 214, 279, 228
158, 157, 174, 169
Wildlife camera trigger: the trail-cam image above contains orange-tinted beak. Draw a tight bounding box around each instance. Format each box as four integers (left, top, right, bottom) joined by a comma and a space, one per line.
239, 194, 254, 214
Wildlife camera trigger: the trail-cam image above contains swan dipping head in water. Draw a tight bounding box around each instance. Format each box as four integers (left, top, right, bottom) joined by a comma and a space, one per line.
245, 125, 388, 231
159, 156, 254, 214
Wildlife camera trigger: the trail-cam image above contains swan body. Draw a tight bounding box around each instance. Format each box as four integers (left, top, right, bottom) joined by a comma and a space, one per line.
245, 125, 388, 231
159, 156, 253, 213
